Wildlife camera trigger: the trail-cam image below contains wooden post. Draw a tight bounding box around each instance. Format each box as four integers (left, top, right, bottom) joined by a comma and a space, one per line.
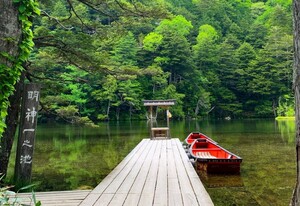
14, 83, 40, 185
150, 106, 153, 138
166, 109, 170, 138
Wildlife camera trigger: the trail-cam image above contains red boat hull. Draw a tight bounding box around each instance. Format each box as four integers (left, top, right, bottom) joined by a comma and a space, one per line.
190, 138, 242, 174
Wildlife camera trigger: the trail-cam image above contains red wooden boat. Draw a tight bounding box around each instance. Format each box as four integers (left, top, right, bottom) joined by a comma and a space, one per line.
189, 138, 242, 174
185, 132, 216, 145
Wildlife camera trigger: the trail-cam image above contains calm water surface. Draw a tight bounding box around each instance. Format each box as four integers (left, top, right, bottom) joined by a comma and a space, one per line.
7, 119, 296, 206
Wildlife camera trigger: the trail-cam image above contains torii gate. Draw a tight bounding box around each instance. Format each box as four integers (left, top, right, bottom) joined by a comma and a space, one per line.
143, 99, 176, 139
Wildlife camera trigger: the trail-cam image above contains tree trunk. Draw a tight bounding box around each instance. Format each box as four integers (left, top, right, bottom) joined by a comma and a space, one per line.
292, 0, 300, 205
195, 99, 201, 117
0, 0, 21, 65
116, 107, 120, 120
272, 99, 277, 117
106, 100, 111, 120
0, 74, 24, 176
0, 0, 22, 176
129, 104, 132, 120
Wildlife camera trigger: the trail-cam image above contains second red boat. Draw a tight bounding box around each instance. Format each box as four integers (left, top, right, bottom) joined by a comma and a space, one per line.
185, 132, 217, 145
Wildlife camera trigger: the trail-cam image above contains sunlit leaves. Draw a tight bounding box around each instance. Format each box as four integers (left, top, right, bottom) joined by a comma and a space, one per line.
196, 24, 219, 45
143, 32, 163, 52
193, 24, 219, 71
155, 15, 193, 36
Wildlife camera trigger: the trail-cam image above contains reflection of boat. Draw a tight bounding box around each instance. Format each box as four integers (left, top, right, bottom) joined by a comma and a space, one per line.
190, 138, 242, 174
185, 132, 216, 145
197, 170, 244, 188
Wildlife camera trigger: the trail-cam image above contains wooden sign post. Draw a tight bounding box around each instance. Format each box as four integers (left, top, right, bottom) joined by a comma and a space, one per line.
14, 83, 40, 184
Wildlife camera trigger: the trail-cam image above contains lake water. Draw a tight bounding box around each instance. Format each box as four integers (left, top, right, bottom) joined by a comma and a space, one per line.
7, 119, 296, 206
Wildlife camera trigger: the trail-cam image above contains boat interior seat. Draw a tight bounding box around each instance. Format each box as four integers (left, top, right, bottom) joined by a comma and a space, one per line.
196, 152, 217, 159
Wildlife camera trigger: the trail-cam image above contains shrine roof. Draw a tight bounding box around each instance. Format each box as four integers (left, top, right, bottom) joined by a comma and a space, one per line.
143, 99, 176, 106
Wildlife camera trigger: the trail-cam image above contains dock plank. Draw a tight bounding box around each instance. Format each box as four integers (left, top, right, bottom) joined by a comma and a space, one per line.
167, 140, 183, 206
138, 140, 162, 206
103, 141, 150, 194
122, 140, 159, 206
123, 193, 140, 206
92, 140, 152, 205
153, 140, 168, 206
171, 139, 199, 206
93, 193, 114, 206
174, 139, 214, 205
126, 140, 158, 195
107, 140, 157, 205
108, 193, 128, 206
116, 140, 156, 194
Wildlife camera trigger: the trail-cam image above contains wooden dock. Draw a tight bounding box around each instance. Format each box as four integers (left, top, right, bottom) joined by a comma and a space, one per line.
13, 138, 213, 206
80, 138, 213, 206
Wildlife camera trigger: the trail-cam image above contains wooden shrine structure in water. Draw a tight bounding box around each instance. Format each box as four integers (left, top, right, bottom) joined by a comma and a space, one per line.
143, 99, 176, 139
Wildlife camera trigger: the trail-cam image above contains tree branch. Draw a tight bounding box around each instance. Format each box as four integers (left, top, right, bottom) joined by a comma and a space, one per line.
114, 0, 141, 16
66, 0, 88, 30
41, 10, 74, 30
76, 0, 117, 18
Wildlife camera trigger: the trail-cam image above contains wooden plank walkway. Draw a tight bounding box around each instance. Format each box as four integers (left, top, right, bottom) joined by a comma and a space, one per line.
12, 138, 213, 206
80, 138, 213, 206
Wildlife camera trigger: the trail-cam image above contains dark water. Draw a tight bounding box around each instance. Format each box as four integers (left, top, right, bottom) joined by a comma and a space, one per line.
7, 119, 296, 206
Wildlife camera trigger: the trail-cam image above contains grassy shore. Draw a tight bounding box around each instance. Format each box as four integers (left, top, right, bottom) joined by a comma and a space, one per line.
275, 116, 295, 121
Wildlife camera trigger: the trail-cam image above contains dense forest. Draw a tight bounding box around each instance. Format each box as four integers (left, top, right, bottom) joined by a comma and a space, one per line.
28, 0, 293, 124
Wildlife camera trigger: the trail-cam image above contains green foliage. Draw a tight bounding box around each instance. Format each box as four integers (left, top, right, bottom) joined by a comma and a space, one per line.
254, 100, 274, 117
60, 66, 89, 105
19, 0, 293, 121
156, 31, 192, 76
111, 32, 139, 66
160, 84, 185, 118
93, 75, 118, 103
143, 32, 163, 52
155, 15, 193, 36
233, 42, 257, 94
56, 105, 79, 121
55, 105, 97, 127
196, 24, 219, 45
52, 0, 69, 18
193, 24, 219, 71
277, 94, 295, 117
